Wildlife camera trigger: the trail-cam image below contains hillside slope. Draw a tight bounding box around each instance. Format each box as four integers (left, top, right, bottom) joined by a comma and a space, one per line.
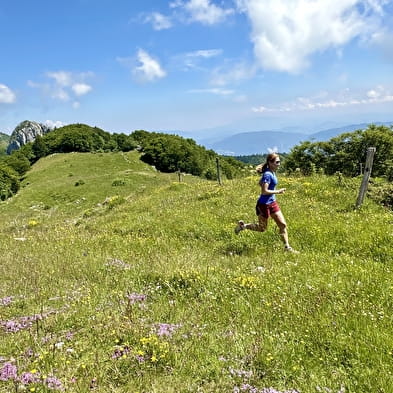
0, 152, 392, 393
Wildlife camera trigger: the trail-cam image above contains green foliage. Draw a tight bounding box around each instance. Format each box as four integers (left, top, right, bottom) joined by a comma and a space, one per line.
0, 151, 31, 176
131, 130, 245, 179
234, 153, 267, 165
0, 132, 10, 156
14, 124, 137, 166
111, 133, 137, 152
112, 178, 126, 187
0, 164, 19, 200
31, 134, 49, 161
285, 125, 393, 177
369, 179, 393, 209
43, 123, 109, 153
235, 153, 288, 166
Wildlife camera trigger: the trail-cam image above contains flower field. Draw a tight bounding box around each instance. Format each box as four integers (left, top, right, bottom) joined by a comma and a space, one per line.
0, 152, 392, 392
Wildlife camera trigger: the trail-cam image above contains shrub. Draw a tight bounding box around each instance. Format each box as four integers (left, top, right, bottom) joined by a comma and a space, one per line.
112, 179, 126, 187
0, 165, 20, 200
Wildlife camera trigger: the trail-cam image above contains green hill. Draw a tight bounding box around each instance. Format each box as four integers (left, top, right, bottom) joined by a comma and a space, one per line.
0, 152, 392, 393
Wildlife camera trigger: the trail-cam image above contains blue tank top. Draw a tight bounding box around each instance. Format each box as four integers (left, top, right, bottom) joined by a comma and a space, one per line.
257, 170, 277, 205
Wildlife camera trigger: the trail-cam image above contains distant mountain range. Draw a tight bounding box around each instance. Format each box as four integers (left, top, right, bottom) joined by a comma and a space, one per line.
201, 122, 393, 155
2, 121, 393, 157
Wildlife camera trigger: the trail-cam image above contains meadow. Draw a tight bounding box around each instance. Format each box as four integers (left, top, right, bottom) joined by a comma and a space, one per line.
0, 151, 392, 393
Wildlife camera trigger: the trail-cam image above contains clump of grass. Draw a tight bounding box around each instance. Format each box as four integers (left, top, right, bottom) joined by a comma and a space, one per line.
112, 179, 126, 187
74, 179, 85, 186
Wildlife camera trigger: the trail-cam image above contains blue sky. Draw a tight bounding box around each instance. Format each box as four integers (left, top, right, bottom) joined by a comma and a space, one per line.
1, 0, 393, 138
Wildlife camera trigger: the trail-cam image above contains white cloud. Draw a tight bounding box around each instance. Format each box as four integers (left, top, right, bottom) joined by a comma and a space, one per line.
29, 71, 93, 106
52, 88, 70, 101
179, 48, 223, 70
252, 85, 393, 113
72, 83, 92, 96
236, 0, 389, 73
44, 120, 66, 129
171, 0, 234, 25
47, 71, 73, 87
186, 49, 223, 58
210, 61, 257, 86
144, 12, 173, 30
188, 87, 235, 95
0, 84, 16, 104
133, 49, 166, 82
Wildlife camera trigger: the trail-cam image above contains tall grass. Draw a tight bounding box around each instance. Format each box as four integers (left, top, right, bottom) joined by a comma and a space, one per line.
1, 152, 392, 393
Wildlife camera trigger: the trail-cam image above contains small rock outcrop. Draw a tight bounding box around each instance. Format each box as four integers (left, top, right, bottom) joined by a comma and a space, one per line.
7, 120, 51, 154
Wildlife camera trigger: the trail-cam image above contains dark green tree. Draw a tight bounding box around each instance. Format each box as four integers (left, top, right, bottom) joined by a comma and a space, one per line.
284, 125, 393, 177
0, 164, 20, 200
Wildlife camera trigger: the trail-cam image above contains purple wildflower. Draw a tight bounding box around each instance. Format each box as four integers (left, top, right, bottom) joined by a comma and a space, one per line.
1, 310, 56, 333
19, 371, 41, 385
24, 348, 35, 358
0, 296, 13, 306
241, 384, 259, 393
44, 375, 64, 391
0, 362, 17, 381
126, 293, 147, 305
112, 346, 131, 359
2, 319, 28, 333
233, 386, 299, 393
229, 367, 253, 379
154, 323, 181, 337
65, 331, 74, 340
135, 355, 146, 363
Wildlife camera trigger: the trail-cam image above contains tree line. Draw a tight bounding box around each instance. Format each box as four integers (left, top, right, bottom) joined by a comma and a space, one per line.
1, 123, 392, 202
0, 124, 246, 200
283, 124, 393, 180
132, 130, 245, 180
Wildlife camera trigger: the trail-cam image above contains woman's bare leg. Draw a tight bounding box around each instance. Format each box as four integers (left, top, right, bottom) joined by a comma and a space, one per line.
271, 210, 289, 247
244, 214, 268, 232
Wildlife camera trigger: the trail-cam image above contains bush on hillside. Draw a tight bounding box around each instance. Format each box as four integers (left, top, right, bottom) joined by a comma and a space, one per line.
132, 131, 245, 179
17, 124, 138, 163
369, 181, 393, 209
111, 133, 138, 152
0, 133, 9, 156
284, 125, 393, 177
42, 124, 110, 153
0, 164, 20, 200
0, 151, 31, 176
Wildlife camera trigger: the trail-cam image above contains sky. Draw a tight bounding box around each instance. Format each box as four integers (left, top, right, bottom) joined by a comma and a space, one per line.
1, 0, 393, 139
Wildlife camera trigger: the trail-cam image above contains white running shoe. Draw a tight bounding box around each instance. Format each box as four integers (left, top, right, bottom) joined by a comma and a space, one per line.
285, 246, 300, 254
234, 220, 245, 234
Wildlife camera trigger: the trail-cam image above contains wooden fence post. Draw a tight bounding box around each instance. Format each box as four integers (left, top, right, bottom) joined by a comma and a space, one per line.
355, 147, 376, 208
216, 157, 222, 185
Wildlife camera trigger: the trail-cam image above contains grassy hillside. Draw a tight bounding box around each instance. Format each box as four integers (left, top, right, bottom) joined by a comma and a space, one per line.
0, 152, 392, 393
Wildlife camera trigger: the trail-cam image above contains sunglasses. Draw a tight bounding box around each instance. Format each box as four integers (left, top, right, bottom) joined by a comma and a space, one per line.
271, 160, 280, 164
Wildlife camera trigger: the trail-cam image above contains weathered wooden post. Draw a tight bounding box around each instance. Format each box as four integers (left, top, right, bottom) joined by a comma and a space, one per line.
216, 157, 222, 185
355, 147, 376, 208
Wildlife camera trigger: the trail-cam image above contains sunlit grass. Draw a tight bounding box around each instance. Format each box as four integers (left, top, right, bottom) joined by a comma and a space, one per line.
1, 153, 392, 392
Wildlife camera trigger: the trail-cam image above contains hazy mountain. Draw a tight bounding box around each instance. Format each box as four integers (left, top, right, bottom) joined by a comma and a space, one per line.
309, 122, 393, 141
206, 130, 307, 155
205, 122, 393, 155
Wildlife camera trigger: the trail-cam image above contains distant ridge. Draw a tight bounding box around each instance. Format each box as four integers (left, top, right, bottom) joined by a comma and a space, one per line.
206, 121, 393, 155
